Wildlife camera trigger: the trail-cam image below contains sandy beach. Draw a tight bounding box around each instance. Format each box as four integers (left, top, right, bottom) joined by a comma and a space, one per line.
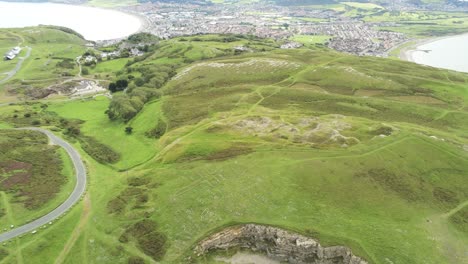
399, 33, 468, 62
116, 7, 151, 34
0, 1, 143, 41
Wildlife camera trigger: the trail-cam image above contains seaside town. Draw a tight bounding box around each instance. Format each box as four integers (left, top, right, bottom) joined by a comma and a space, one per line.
117, 0, 466, 57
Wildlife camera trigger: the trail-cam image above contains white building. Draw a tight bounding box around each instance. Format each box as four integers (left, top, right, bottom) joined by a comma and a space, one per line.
4, 47, 21, 60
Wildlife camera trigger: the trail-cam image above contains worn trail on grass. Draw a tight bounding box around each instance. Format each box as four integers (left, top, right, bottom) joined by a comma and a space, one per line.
54, 194, 91, 264
0, 127, 87, 243
426, 200, 468, 263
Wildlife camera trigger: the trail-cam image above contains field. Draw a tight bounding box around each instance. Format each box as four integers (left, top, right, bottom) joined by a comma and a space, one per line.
0, 129, 75, 232
0, 29, 467, 264
289, 35, 331, 45
342, 2, 383, 10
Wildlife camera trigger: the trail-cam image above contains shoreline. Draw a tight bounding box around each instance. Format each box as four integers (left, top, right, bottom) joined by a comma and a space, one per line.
78, 2, 151, 41
121, 8, 151, 36
0, 1, 148, 42
398, 32, 468, 62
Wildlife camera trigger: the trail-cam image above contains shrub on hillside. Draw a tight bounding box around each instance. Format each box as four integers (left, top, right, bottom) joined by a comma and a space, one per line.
121, 219, 168, 261
78, 136, 120, 164
127, 256, 145, 264
145, 119, 167, 138
0, 249, 8, 261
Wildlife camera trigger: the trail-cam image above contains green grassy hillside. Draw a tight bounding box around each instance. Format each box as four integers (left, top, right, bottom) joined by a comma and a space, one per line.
0, 26, 86, 101
0, 32, 467, 264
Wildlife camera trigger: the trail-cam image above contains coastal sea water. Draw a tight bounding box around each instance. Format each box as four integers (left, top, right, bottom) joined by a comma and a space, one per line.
0, 1, 142, 41
404, 33, 468, 73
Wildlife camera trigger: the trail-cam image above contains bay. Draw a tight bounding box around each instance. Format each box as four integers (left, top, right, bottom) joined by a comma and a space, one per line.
405, 34, 468, 73
0, 1, 142, 41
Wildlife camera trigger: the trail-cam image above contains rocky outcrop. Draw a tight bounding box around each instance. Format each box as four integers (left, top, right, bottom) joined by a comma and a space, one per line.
194, 224, 368, 264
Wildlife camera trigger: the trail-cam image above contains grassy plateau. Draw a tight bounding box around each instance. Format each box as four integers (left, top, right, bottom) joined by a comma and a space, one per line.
0, 28, 467, 264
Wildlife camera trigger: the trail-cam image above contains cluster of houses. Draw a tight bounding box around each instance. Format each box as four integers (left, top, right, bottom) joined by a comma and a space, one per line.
100, 47, 144, 60
4, 47, 21, 60
82, 47, 144, 65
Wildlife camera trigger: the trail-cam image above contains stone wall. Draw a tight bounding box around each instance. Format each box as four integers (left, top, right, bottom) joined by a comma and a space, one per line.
194, 224, 368, 264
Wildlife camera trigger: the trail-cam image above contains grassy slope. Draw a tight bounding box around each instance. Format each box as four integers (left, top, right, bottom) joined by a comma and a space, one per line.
0, 34, 467, 264
133, 49, 467, 263
0, 27, 86, 101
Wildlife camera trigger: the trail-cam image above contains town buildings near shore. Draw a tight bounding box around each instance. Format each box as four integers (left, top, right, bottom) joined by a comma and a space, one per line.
121, 2, 411, 57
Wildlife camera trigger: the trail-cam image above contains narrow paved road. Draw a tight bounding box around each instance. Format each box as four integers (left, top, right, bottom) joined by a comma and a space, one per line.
0, 127, 87, 243
0, 46, 32, 85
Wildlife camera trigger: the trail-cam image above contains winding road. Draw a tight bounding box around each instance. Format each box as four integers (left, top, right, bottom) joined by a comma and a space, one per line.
0, 127, 87, 243
0, 46, 32, 85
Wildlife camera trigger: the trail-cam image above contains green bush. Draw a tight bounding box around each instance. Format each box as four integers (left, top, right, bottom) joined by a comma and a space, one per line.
122, 220, 167, 261
146, 119, 166, 139
78, 136, 120, 164
0, 249, 8, 261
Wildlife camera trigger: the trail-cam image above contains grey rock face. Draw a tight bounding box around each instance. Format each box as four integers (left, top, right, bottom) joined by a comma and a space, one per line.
194, 224, 368, 264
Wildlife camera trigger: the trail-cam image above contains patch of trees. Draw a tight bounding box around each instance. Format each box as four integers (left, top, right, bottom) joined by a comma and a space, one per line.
106, 65, 176, 122
106, 94, 145, 121
145, 118, 167, 138
81, 67, 89, 75
83, 50, 95, 56
127, 32, 160, 44
109, 79, 129, 93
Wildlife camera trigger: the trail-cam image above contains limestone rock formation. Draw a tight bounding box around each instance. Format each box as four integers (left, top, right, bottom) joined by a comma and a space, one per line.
194, 224, 368, 264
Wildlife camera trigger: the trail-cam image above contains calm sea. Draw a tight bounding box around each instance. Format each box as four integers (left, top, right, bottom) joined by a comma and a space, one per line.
410, 34, 468, 73
0, 1, 142, 41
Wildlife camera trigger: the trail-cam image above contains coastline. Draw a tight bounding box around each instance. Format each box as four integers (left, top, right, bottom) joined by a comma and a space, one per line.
78, 3, 151, 40
0, 1, 148, 41
398, 32, 468, 62
78, 3, 152, 41
120, 8, 151, 35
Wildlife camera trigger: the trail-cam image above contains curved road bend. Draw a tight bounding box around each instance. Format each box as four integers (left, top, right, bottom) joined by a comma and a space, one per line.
0, 127, 87, 243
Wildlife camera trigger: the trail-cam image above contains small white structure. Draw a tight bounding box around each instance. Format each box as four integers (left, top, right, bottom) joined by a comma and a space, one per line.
130, 48, 144, 57
84, 55, 97, 63
101, 50, 120, 59
4, 46, 21, 60
71, 80, 107, 97
12, 47, 21, 54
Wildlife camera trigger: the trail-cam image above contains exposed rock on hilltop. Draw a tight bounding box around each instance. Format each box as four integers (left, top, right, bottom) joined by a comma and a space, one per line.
194, 224, 368, 264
